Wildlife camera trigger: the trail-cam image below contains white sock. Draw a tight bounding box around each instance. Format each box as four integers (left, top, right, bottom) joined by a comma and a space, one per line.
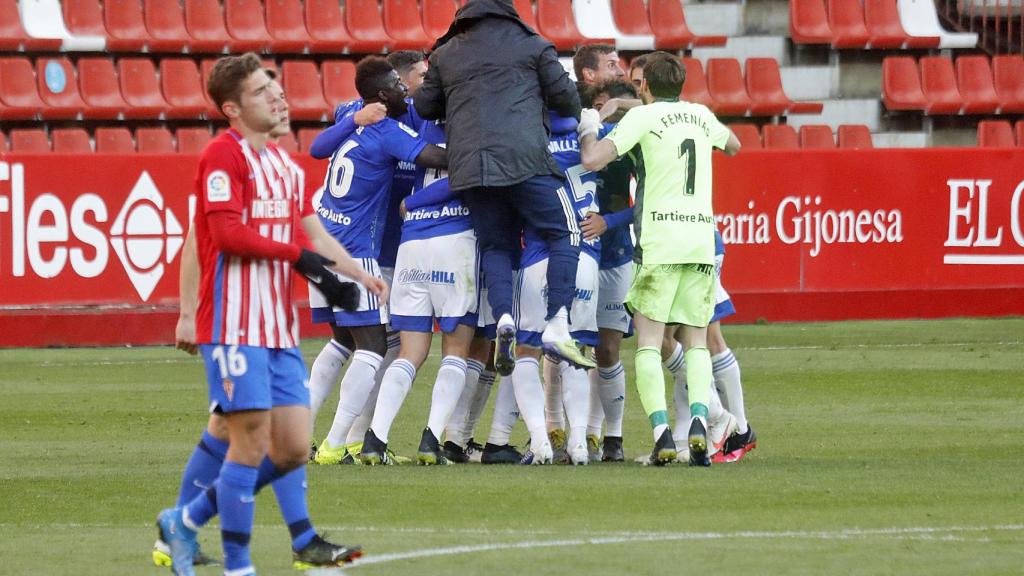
510, 357, 547, 443
486, 378, 520, 445
666, 343, 690, 438
653, 423, 668, 442
596, 362, 626, 437
587, 367, 605, 437
465, 368, 496, 442
368, 358, 416, 443
445, 359, 484, 446
541, 306, 570, 343
308, 340, 352, 434
708, 379, 725, 420
713, 349, 748, 434
324, 350, 382, 447
559, 362, 590, 449
427, 356, 468, 441
497, 313, 514, 330
346, 334, 400, 445
543, 357, 565, 431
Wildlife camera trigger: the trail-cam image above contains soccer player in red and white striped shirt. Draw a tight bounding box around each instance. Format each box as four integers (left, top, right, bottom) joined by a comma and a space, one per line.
158, 54, 384, 576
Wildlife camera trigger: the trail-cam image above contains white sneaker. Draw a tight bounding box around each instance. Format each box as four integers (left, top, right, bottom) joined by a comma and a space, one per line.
707, 409, 738, 456
569, 442, 589, 465
530, 438, 553, 465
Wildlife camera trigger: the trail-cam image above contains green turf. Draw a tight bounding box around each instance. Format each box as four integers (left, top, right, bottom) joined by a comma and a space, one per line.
1, 318, 1023, 575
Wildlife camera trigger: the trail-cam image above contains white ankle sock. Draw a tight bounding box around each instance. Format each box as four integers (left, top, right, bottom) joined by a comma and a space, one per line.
559, 362, 590, 449
511, 357, 547, 443
324, 350, 382, 447
597, 362, 626, 437
427, 356, 468, 441
368, 358, 416, 443
445, 359, 484, 446
543, 357, 565, 431
713, 349, 748, 433
308, 340, 351, 434
486, 379, 520, 445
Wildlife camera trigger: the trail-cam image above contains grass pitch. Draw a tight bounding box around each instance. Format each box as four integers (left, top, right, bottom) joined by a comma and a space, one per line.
1, 318, 1023, 575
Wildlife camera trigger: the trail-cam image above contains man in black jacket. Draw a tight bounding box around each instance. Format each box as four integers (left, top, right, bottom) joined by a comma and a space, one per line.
414, 0, 592, 389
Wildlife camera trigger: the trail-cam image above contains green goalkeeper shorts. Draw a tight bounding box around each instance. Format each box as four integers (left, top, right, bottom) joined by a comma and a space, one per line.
625, 263, 715, 326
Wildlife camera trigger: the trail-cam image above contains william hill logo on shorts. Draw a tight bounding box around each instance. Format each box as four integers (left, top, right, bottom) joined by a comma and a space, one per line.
398, 269, 456, 285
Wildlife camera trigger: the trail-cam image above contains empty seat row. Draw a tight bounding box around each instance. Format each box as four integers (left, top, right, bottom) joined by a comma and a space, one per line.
730, 123, 874, 149
3, 0, 460, 55
551, 0, 726, 52
882, 55, 1024, 115
976, 120, 1024, 147
680, 58, 824, 117
0, 56, 358, 122
0, 126, 326, 155
791, 0, 978, 49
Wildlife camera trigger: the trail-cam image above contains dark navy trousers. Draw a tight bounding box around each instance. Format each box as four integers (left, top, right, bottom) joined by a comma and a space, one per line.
463, 175, 581, 324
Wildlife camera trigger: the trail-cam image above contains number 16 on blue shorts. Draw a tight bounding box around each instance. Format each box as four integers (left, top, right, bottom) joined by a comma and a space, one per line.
199, 345, 309, 414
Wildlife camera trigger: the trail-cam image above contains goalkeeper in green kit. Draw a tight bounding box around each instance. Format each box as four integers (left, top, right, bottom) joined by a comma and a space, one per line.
578, 51, 740, 466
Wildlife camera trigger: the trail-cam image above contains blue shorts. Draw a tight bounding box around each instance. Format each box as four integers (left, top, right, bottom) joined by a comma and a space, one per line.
199, 345, 310, 413
711, 298, 736, 323
391, 313, 479, 334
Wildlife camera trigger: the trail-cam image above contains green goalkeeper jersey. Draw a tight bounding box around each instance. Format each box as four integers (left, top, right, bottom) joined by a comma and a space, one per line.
607, 100, 730, 265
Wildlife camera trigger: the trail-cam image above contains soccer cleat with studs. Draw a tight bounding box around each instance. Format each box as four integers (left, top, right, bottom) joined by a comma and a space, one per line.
601, 436, 624, 462
156, 508, 197, 576
713, 425, 757, 463
359, 429, 391, 466
442, 440, 469, 463
649, 428, 677, 466
480, 442, 523, 464
586, 433, 603, 461
292, 534, 362, 569
417, 428, 450, 465
688, 417, 711, 467
494, 324, 517, 377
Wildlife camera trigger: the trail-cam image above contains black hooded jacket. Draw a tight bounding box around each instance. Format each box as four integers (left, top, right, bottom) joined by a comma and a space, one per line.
413, 0, 581, 191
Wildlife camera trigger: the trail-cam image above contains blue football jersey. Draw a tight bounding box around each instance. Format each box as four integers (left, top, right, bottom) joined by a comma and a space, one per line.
333, 99, 422, 267
521, 117, 601, 268
315, 119, 426, 258
401, 120, 472, 242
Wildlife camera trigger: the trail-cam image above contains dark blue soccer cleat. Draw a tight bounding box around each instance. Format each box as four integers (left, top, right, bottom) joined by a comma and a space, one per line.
494, 324, 517, 377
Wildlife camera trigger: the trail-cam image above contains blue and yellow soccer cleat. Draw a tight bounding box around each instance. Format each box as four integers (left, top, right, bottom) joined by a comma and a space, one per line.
417, 428, 450, 466
156, 508, 197, 576
542, 339, 597, 371
153, 538, 219, 568
650, 428, 677, 466
359, 429, 390, 465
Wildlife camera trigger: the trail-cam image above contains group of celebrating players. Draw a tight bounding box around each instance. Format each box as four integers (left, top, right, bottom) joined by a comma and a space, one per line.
152, 6, 758, 575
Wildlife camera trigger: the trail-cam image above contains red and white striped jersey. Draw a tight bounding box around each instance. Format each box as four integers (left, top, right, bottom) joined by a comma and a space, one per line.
194, 129, 313, 349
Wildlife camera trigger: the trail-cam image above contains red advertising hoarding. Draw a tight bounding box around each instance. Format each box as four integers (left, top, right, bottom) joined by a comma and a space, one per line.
0, 149, 1022, 346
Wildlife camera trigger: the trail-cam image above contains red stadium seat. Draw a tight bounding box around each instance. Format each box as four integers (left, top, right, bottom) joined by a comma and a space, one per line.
422, 0, 458, 41
118, 58, 169, 119
10, 129, 50, 153
536, 0, 586, 51
297, 128, 321, 153
10, 128, 52, 153
52, 128, 92, 153
95, 127, 135, 153
78, 58, 128, 119
346, 0, 393, 53
200, 59, 225, 118
143, 0, 191, 52
828, 0, 870, 48
0, 131, 7, 152
992, 56, 1024, 114
956, 56, 1000, 115
0, 57, 44, 120
790, 0, 832, 44
976, 120, 1014, 147
282, 60, 329, 121
863, 0, 938, 48
881, 56, 927, 111
1017, 121, 1024, 146
680, 58, 715, 108
2, 0, 60, 50
919, 56, 962, 114
176, 127, 212, 153
36, 58, 86, 120
648, 0, 726, 48
706, 58, 751, 116
799, 125, 836, 148
275, 131, 299, 154
513, 0, 539, 30
103, 0, 151, 51
746, 58, 819, 115
322, 60, 359, 110
304, 0, 352, 52
762, 124, 799, 149
136, 127, 175, 153
63, 0, 107, 40
160, 59, 207, 119
728, 123, 762, 149
184, 0, 232, 53
383, 0, 432, 50
224, 0, 273, 51
837, 124, 873, 148
265, 0, 310, 53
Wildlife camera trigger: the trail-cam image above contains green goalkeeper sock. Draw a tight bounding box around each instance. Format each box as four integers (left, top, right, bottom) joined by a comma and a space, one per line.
685, 347, 712, 420
635, 346, 668, 429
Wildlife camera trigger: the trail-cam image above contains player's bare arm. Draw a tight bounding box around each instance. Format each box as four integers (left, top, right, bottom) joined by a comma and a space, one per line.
722, 131, 742, 156
414, 144, 448, 170
174, 226, 199, 355
301, 214, 390, 302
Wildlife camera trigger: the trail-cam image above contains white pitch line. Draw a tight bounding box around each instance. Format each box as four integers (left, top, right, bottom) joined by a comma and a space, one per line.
346, 525, 1024, 568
